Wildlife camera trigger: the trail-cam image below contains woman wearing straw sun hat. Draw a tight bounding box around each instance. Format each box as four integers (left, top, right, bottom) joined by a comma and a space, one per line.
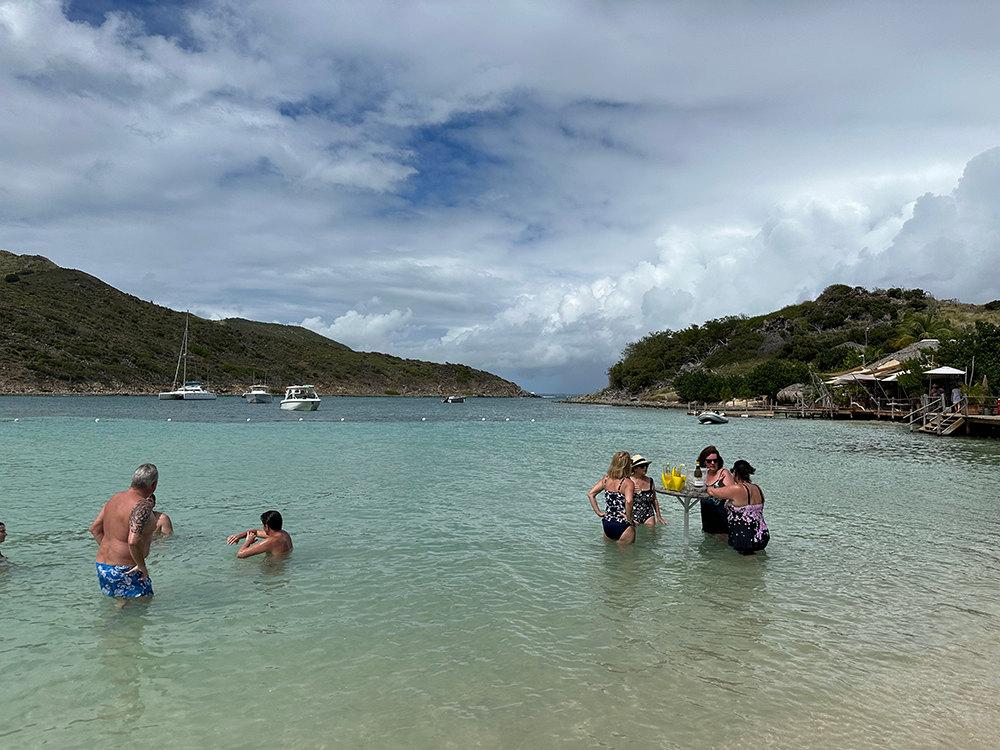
630, 455, 666, 528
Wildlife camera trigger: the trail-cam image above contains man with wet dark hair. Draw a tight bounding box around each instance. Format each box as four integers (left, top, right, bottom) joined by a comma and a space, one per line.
89, 464, 159, 597
226, 510, 292, 558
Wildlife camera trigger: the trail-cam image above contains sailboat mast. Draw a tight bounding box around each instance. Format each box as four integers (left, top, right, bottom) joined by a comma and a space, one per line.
181, 313, 189, 385
171, 314, 187, 389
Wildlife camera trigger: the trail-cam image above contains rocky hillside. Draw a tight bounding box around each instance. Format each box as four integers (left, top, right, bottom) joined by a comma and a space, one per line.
589, 284, 1000, 402
0, 251, 531, 397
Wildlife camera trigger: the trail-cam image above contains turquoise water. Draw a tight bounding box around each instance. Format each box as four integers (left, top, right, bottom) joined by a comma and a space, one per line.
2, 396, 999, 749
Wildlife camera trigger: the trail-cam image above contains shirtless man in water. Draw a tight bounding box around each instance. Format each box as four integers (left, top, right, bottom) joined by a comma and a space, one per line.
153, 510, 173, 536
89, 464, 159, 597
227, 510, 292, 558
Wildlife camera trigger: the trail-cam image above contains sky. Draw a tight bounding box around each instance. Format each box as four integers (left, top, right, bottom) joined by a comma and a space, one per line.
1, 1, 999, 393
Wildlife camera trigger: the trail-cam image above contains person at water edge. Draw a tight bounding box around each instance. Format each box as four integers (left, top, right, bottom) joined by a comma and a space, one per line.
587, 451, 636, 544
89, 464, 159, 597
629, 455, 666, 527
227, 510, 293, 558
698, 446, 732, 536
0, 521, 7, 558
153, 508, 173, 536
952, 385, 962, 412
706, 459, 769, 556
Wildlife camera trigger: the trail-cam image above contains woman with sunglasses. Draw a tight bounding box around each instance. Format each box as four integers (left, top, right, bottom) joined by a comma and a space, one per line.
587, 451, 636, 544
706, 459, 769, 555
697, 445, 732, 536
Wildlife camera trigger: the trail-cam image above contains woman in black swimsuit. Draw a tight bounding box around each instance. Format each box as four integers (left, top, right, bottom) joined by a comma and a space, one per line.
697, 445, 732, 536
629, 455, 666, 527
587, 451, 636, 544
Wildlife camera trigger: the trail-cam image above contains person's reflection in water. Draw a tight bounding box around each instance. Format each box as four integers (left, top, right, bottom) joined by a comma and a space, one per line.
91, 600, 155, 732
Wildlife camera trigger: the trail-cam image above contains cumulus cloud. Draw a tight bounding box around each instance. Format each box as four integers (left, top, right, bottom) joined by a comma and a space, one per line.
384, 147, 1000, 392
1, 1, 999, 392
300, 308, 414, 352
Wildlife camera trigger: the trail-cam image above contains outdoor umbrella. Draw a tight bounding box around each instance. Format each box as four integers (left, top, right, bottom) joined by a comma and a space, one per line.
924, 365, 966, 399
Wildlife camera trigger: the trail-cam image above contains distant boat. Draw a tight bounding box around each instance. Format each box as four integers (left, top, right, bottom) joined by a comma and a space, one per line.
241, 375, 273, 404
242, 384, 273, 404
159, 314, 217, 400
176, 382, 217, 400
280, 385, 320, 411
442, 395, 465, 403
697, 411, 728, 424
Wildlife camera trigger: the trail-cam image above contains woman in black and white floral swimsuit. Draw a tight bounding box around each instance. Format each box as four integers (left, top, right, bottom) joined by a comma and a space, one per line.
629, 455, 666, 527
587, 451, 636, 544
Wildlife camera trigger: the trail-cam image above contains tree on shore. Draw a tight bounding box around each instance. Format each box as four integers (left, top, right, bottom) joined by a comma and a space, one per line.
891, 308, 955, 349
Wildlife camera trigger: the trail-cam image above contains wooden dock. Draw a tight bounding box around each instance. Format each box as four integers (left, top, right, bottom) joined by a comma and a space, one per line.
766, 403, 1000, 438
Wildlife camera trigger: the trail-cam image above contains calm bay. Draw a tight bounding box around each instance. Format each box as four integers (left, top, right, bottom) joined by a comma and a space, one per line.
2, 396, 999, 749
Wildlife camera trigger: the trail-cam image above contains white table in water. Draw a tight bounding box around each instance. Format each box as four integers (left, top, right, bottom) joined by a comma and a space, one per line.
657, 485, 710, 539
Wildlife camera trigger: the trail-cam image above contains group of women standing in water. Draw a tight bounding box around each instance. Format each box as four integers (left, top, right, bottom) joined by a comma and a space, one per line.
587, 445, 769, 555
586, 453, 667, 545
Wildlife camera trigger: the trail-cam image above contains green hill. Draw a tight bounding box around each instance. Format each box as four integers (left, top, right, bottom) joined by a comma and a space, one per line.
0, 251, 530, 397
594, 284, 1000, 402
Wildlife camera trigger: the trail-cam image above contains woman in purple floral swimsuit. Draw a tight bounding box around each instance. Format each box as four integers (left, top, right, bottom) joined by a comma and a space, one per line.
706, 459, 769, 555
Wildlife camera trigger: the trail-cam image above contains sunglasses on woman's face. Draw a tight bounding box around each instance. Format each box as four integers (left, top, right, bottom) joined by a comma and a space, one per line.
705, 458, 720, 464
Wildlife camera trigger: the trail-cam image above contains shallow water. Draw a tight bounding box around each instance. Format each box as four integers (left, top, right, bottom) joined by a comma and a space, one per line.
2, 397, 999, 749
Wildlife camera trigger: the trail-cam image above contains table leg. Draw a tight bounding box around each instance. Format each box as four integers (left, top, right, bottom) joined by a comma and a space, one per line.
676, 496, 699, 540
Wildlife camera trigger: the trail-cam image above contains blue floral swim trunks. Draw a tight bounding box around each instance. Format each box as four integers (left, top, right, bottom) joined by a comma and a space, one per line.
96, 563, 153, 597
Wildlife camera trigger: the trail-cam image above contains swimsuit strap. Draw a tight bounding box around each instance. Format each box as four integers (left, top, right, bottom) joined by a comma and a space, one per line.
744, 483, 764, 505
617, 478, 626, 493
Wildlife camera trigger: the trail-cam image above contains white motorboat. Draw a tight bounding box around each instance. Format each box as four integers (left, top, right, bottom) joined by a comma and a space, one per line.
442, 395, 465, 403
159, 314, 216, 400
241, 382, 273, 404
280, 385, 320, 411
697, 411, 729, 424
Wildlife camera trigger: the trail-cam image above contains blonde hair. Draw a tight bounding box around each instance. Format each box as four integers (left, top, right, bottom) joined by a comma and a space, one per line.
607, 451, 633, 480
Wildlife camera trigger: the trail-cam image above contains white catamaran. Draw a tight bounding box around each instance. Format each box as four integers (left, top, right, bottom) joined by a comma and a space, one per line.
158, 314, 217, 400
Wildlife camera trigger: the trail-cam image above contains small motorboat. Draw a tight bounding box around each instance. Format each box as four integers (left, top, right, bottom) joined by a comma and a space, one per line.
442, 395, 465, 403
280, 385, 321, 411
697, 411, 729, 424
242, 384, 273, 404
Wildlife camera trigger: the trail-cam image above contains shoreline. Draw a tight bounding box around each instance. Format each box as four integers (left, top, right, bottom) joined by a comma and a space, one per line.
0, 390, 537, 398
562, 394, 774, 414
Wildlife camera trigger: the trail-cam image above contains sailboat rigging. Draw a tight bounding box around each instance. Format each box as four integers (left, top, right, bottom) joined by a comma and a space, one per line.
157, 313, 217, 400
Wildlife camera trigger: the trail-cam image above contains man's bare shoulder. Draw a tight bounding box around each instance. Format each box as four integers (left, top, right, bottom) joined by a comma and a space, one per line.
275, 531, 293, 553
105, 489, 139, 509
